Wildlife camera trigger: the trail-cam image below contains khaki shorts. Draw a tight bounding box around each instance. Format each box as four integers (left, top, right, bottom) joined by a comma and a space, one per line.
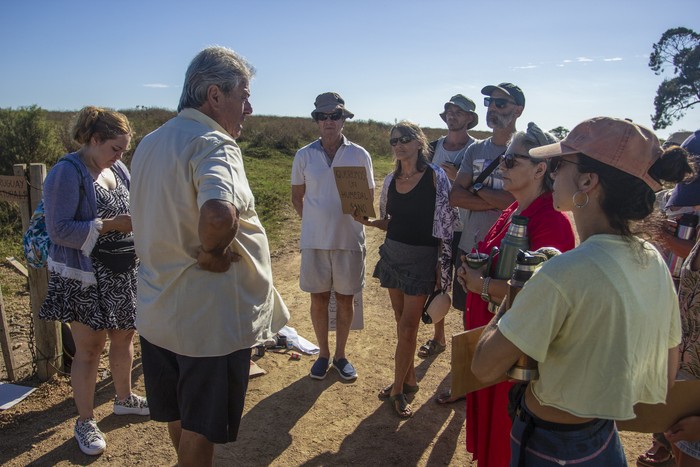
300, 249, 365, 296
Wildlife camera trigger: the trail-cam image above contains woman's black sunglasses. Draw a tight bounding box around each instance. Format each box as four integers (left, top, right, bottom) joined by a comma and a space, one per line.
550, 156, 582, 172
501, 153, 531, 168
390, 135, 414, 146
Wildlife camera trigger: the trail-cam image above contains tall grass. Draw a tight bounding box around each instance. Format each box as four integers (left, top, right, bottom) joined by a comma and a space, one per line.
0, 108, 489, 260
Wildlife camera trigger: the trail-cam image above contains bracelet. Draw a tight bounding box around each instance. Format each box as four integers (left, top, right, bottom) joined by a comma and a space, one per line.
480, 277, 491, 302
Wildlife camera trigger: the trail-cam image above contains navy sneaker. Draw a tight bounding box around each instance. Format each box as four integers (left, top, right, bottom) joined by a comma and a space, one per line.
332, 358, 357, 380
310, 357, 330, 380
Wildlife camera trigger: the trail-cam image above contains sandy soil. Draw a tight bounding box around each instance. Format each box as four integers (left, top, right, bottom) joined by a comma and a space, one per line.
0, 206, 653, 466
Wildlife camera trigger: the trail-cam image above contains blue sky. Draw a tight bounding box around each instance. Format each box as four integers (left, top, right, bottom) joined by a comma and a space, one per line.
1, 0, 698, 139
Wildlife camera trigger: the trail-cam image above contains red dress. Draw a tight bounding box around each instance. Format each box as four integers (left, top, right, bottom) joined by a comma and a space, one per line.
464, 192, 575, 466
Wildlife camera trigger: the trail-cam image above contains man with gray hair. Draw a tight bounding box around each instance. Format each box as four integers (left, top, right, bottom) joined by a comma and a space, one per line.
130, 46, 289, 466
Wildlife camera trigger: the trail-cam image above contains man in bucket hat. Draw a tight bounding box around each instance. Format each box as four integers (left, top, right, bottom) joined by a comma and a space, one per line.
419, 94, 479, 362
291, 92, 374, 381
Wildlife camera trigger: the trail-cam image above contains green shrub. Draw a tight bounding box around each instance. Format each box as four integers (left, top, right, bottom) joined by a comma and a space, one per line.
0, 106, 64, 175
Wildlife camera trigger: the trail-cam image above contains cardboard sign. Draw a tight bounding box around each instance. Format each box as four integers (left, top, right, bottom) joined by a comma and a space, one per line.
451, 328, 700, 433
328, 289, 364, 331
333, 166, 376, 218
0, 175, 27, 204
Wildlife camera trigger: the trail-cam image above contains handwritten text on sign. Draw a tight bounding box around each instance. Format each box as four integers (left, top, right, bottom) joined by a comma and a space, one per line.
0, 176, 27, 204
333, 166, 376, 218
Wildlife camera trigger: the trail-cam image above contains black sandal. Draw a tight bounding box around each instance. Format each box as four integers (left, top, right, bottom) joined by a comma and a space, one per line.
388, 393, 413, 418
417, 339, 446, 358
379, 383, 419, 399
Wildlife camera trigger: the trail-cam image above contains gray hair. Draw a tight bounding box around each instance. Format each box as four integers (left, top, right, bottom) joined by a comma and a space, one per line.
512, 122, 559, 192
177, 46, 256, 112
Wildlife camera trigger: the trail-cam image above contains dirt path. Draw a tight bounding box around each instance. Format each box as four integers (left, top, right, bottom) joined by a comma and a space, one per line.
1, 204, 650, 466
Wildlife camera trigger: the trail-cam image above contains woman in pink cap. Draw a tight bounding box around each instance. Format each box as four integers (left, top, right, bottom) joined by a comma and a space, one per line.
472, 117, 691, 466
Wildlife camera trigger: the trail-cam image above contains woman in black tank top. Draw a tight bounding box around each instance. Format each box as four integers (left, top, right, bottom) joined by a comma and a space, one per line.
356, 121, 447, 419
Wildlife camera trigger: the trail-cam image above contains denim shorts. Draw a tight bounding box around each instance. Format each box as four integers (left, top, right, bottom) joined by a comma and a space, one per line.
510, 398, 626, 466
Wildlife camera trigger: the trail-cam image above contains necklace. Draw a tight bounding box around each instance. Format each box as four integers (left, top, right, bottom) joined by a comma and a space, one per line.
397, 171, 420, 180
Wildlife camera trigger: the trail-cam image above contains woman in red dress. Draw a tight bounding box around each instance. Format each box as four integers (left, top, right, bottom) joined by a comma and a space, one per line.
456, 123, 576, 466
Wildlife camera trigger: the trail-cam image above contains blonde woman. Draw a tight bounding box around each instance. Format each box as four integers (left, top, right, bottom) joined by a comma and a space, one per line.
40, 106, 148, 456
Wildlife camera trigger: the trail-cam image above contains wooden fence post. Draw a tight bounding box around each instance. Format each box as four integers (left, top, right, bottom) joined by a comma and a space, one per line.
0, 286, 17, 381
13, 163, 62, 381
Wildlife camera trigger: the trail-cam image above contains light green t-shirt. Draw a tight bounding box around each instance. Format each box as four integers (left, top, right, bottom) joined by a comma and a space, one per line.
499, 234, 681, 420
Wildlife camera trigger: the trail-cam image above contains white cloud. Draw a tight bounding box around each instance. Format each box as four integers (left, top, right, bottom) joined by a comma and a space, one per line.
577, 57, 593, 62
143, 83, 170, 88
563, 59, 573, 63
513, 65, 538, 70
603, 57, 623, 62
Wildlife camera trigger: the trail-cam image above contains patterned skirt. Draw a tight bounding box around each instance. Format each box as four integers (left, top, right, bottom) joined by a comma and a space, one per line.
39, 256, 138, 330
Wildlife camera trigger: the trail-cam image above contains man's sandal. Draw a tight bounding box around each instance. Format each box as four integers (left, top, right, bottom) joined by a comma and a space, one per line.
417, 339, 446, 358
388, 393, 413, 419
378, 383, 419, 399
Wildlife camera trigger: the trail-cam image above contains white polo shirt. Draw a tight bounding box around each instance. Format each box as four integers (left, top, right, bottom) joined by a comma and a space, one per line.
291, 137, 375, 251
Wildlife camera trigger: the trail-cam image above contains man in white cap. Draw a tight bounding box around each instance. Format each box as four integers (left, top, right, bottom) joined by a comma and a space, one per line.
419, 95, 479, 361
291, 92, 374, 381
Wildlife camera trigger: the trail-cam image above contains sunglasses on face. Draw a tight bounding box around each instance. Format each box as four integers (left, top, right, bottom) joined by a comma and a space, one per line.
390, 135, 414, 146
484, 97, 516, 109
501, 153, 532, 168
316, 112, 343, 121
550, 156, 582, 173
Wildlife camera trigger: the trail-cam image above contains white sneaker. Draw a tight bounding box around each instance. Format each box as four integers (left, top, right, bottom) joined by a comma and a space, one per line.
74, 417, 106, 455
113, 393, 150, 416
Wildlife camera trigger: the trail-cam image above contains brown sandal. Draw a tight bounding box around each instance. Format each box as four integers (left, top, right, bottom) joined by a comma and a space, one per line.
388, 393, 413, 418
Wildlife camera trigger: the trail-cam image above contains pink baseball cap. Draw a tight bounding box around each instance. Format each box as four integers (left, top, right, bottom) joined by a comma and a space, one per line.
529, 117, 663, 191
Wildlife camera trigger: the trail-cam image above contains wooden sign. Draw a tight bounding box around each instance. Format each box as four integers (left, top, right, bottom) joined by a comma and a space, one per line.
0, 175, 27, 204
333, 166, 376, 218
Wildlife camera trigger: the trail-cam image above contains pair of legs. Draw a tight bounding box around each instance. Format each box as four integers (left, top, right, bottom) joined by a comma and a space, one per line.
310, 291, 354, 360
388, 288, 427, 397
70, 321, 135, 421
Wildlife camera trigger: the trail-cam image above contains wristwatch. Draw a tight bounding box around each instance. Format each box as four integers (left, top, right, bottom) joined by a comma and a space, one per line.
481, 277, 491, 302
471, 182, 484, 195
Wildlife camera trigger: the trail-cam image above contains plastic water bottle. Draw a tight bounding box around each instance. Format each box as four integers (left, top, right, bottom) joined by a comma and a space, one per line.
494, 215, 529, 280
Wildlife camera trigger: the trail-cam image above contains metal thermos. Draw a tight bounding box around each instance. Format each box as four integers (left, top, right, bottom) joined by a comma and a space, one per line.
665, 213, 698, 278
494, 215, 529, 280
505, 248, 560, 381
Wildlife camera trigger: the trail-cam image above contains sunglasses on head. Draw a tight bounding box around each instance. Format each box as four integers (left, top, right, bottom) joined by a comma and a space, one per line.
390, 135, 414, 146
316, 112, 343, 121
501, 153, 532, 168
484, 97, 516, 109
550, 156, 582, 173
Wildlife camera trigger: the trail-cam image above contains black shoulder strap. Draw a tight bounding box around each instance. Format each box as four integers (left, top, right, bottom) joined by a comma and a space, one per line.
472, 149, 506, 186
